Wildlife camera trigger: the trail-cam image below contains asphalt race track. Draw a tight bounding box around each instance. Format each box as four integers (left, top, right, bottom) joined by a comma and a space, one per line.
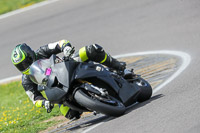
1, 0, 200, 133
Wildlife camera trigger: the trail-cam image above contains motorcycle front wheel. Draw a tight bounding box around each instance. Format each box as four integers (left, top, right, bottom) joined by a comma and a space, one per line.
136, 78, 152, 103
74, 89, 126, 117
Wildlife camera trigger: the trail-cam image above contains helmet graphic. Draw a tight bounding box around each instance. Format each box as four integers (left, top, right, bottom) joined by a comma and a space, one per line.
11, 43, 36, 75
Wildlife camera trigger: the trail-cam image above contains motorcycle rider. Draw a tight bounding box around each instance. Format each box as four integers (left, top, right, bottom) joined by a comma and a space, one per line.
11, 40, 126, 120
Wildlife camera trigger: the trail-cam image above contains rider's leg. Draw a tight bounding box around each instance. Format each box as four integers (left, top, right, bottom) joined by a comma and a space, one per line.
73, 44, 126, 71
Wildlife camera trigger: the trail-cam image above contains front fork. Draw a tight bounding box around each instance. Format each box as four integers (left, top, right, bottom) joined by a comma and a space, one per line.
77, 79, 108, 97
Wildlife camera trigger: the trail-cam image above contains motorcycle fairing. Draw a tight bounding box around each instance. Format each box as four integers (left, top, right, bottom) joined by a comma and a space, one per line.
50, 60, 78, 90
33, 55, 79, 103
74, 62, 140, 105
44, 57, 79, 102
40, 85, 67, 103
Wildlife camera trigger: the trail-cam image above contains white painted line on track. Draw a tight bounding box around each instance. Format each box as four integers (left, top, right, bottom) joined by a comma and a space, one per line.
114, 50, 191, 93
83, 50, 191, 133
0, 0, 60, 20
82, 122, 104, 133
0, 75, 21, 84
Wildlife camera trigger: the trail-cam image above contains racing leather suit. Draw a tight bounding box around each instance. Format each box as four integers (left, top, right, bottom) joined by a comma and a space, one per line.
22, 40, 125, 119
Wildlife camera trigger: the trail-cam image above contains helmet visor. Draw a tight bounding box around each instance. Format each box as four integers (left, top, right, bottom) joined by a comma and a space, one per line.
15, 56, 33, 72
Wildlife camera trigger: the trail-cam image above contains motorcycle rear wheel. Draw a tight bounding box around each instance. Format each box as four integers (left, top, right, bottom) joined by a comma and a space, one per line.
74, 89, 126, 117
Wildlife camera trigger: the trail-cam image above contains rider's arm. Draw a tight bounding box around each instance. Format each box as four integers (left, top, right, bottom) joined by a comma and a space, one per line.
36, 40, 71, 59
22, 74, 46, 106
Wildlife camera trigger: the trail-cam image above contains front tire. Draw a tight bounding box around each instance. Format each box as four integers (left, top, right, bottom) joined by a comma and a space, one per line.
136, 78, 152, 103
74, 89, 126, 117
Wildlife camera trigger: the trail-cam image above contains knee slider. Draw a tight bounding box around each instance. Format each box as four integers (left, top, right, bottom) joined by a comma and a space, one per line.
86, 44, 106, 62
92, 44, 104, 53
87, 44, 104, 54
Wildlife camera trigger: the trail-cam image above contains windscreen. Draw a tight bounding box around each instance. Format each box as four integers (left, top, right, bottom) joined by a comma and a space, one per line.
29, 59, 51, 85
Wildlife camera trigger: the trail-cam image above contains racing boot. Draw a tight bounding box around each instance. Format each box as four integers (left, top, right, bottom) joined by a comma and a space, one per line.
102, 54, 134, 79
65, 109, 82, 120
102, 54, 126, 72
123, 69, 135, 79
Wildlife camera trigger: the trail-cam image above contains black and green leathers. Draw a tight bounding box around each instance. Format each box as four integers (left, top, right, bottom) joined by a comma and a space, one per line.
18, 41, 125, 119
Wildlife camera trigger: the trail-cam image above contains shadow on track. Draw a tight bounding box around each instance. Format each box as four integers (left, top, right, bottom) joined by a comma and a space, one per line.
125, 94, 164, 114
50, 94, 164, 133
50, 113, 110, 133
66, 115, 110, 131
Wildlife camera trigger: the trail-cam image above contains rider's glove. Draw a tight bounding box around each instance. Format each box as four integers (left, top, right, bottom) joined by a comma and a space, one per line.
42, 100, 54, 113
41, 100, 54, 113
35, 100, 54, 113
59, 40, 74, 57
63, 46, 74, 57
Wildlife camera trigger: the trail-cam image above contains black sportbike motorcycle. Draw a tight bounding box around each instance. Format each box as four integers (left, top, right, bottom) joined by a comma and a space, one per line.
29, 51, 152, 117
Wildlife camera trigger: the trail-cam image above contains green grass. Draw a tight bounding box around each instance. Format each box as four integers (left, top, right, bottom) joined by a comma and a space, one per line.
0, 81, 65, 133
0, 0, 44, 15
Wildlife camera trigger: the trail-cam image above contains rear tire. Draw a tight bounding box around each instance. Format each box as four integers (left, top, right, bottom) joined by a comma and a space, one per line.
136, 78, 152, 103
74, 89, 126, 117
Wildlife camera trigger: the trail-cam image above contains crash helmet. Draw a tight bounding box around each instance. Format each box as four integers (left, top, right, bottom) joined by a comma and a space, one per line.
11, 43, 36, 75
